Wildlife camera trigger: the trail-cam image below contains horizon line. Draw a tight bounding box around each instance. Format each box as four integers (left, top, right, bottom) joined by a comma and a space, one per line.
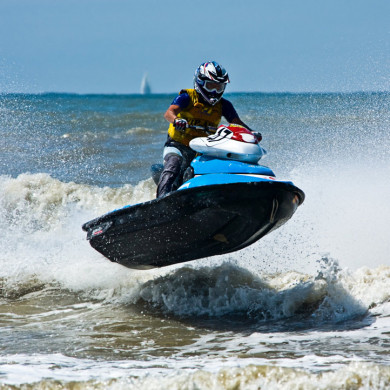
1, 90, 389, 97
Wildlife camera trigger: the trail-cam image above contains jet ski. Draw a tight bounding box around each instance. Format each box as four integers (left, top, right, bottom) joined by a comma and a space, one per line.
82, 124, 305, 269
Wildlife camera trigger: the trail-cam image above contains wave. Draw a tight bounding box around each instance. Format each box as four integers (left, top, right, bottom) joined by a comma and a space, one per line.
61, 126, 162, 140
134, 261, 390, 325
1, 359, 389, 389
0, 173, 388, 325
0, 173, 156, 291
1, 257, 389, 328
91, 362, 390, 390
0, 172, 156, 229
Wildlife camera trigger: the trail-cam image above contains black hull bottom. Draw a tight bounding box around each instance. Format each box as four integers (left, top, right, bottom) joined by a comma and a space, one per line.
82, 182, 304, 269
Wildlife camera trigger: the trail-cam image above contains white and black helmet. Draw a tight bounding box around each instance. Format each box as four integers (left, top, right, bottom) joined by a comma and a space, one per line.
194, 61, 230, 105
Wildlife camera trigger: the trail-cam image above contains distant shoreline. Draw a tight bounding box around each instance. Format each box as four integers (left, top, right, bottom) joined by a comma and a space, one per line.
1, 90, 389, 98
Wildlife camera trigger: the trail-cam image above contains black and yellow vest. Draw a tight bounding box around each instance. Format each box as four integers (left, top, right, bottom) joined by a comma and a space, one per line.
168, 89, 222, 146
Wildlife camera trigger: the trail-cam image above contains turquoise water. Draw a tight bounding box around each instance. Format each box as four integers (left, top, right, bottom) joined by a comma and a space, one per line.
0, 92, 389, 389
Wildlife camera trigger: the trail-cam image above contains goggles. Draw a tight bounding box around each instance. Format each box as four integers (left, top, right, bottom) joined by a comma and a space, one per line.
203, 80, 226, 93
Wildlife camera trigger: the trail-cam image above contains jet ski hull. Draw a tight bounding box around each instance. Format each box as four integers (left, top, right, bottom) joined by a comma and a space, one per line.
82, 181, 304, 269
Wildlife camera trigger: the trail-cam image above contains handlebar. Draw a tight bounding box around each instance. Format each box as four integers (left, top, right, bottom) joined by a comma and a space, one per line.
176, 122, 262, 142
188, 125, 262, 142
187, 125, 217, 135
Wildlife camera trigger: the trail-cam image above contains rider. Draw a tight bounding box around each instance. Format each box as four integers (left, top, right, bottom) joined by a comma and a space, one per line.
156, 61, 260, 197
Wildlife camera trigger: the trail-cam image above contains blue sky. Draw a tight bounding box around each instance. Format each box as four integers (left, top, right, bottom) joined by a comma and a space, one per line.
1, 0, 389, 94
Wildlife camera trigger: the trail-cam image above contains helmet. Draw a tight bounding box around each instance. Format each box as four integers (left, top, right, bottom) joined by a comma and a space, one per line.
194, 61, 229, 105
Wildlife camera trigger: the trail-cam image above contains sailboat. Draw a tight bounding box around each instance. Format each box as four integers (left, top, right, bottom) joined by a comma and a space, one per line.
140, 73, 151, 95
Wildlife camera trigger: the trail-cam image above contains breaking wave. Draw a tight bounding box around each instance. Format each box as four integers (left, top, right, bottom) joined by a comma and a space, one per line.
1, 359, 389, 389
0, 173, 389, 328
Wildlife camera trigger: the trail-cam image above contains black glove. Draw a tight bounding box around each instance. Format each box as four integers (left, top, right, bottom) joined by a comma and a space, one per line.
253, 131, 262, 142
173, 118, 188, 132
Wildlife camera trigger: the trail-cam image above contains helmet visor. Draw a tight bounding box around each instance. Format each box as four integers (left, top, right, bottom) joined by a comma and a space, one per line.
203, 80, 226, 93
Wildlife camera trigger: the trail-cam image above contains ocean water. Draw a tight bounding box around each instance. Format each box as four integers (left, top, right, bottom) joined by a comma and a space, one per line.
0, 92, 389, 389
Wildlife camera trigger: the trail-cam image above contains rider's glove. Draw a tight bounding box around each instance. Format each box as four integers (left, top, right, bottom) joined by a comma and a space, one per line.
253, 131, 262, 142
173, 118, 188, 132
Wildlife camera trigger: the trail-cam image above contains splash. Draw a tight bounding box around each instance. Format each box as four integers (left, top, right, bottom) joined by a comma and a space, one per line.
133, 260, 389, 324
0, 172, 389, 326
1, 358, 389, 389
0, 173, 157, 293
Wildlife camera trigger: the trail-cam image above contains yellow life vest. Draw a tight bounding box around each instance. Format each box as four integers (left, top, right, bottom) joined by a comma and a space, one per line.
167, 89, 222, 146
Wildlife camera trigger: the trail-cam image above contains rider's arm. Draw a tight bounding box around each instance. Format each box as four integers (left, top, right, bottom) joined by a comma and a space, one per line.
164, 104, 182, 124
221, 98, 253, 131
222, 98, 262, 140
230, 116, 253, 131
164, 93, 191, 123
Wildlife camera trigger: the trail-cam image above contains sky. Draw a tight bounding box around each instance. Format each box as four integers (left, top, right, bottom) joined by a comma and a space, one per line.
0, 0, 389, 94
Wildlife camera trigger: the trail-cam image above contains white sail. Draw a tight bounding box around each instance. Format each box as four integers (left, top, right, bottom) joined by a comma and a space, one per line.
140, 73, 151, 95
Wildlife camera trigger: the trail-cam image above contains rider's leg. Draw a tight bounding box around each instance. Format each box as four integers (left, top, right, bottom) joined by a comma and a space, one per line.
156, 147, 183, 198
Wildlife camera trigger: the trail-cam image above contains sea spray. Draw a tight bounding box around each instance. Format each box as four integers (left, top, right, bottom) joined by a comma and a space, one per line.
0, 173, 157, 294
134, 260, 380, 325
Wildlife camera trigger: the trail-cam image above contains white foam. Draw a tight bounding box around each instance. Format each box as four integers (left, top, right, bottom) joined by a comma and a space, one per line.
1, 353, 390, 389
0, 173, 159, 294
0, 172, 389, 322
